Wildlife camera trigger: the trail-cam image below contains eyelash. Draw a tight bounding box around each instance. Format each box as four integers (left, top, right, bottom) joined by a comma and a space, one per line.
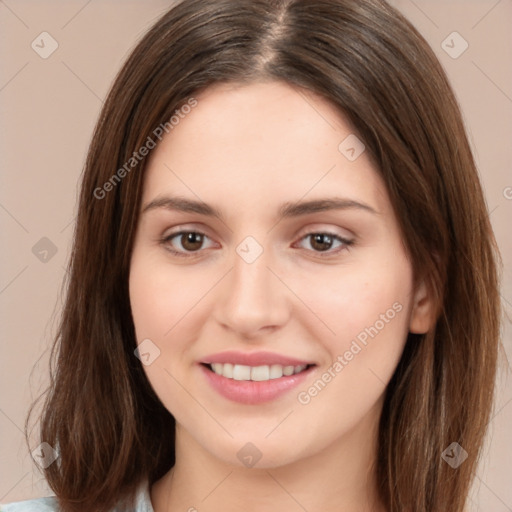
160, 229, 354, 258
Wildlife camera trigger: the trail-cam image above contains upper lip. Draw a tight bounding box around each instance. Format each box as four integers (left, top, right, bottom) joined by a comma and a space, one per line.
201, 351, 315, 367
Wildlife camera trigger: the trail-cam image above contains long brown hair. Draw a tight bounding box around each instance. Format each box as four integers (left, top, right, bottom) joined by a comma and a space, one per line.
28, 0, 501, 510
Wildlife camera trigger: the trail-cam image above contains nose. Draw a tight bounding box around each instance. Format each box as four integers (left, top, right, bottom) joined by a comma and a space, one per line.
214, 243, 291, 339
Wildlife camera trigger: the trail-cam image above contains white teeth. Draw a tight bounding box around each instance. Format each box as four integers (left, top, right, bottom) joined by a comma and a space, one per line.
211, 363, 223, 374
269, 364, 283, 379
251, 365, 270, 381
233, 364, 251, 380
209, 363, 308, 381
283, 366, 294, 376
223, 363, 234, 378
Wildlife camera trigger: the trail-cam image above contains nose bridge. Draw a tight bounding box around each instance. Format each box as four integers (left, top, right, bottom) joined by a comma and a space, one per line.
232, 237, 276, 306
232, 241, 271, 300
215, 235, 289, 336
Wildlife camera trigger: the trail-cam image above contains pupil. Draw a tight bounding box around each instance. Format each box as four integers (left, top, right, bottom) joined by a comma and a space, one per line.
183, 232, 203, 250
312, 234, 332, 251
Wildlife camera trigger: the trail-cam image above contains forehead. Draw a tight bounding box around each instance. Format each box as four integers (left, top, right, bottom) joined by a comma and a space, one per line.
142, 81, 390, 220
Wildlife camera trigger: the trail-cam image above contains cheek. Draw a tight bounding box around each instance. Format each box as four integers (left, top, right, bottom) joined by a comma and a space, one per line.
129, 252, 212, 341
128, 252, 210, 415
304, 256, 411, 386
291, 254, 414, 410
295, 258, 412, 347
292, 260, 412, 441
128, 250, 223, 403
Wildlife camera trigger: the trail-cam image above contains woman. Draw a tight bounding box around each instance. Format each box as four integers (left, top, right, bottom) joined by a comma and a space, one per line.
1, 0, 501, 510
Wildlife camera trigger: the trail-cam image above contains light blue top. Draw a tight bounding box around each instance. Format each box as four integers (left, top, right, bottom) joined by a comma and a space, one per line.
0, 481, 154, 512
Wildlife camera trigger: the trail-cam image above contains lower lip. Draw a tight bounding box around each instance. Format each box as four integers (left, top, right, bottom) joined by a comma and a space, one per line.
200, 364, 315, 405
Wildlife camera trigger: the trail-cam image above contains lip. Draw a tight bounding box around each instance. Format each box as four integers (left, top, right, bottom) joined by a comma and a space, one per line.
199, 351, 316, 405
201, 350, 314, 367
200, 364, 315, 405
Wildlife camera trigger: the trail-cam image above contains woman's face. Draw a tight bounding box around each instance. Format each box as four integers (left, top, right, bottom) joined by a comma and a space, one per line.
129, 81, 432, 468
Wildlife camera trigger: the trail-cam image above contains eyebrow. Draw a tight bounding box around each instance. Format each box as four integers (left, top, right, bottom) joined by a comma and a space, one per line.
141, 195, 378, 220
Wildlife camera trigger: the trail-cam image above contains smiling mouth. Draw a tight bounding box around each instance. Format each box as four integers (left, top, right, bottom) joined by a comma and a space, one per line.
202, 362, 315, 381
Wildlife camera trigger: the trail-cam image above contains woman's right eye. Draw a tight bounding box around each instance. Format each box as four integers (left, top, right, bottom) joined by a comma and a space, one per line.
160, 230, 215, 257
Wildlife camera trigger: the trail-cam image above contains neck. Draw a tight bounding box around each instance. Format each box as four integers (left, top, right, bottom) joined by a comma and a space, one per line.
151, 399, 386, 512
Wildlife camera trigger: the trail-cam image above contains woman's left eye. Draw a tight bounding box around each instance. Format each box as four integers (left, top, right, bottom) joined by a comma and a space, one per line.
160, 230, 353, 257
294, 232, 353, 256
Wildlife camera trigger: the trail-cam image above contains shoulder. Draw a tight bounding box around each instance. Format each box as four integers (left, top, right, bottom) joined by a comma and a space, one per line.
0, 481, 154, 512
0, 496, 59, 511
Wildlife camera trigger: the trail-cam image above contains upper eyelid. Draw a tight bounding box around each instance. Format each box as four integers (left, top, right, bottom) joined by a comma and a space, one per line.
162, 226, 353, 241
162, 222, 354, 238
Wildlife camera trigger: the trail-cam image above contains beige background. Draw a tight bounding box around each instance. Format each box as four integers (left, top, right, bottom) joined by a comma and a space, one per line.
1, 0, 511, 509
